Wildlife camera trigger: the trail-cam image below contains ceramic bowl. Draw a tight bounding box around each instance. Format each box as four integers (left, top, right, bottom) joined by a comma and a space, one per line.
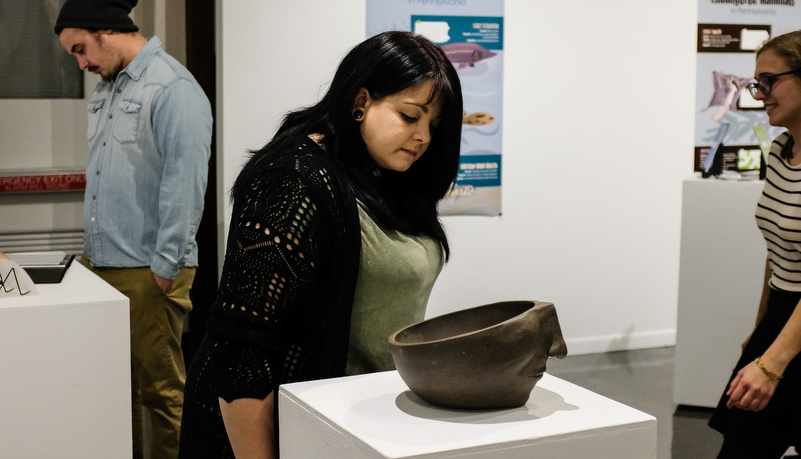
388, 300, 567, 409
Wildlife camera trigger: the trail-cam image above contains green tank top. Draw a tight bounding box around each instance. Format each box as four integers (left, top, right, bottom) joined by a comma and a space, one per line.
344, 201, 444, 375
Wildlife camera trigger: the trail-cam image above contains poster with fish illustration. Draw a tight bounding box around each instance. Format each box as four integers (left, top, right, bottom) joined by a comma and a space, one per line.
367, 0, 504, 216
694, 2, 800, 176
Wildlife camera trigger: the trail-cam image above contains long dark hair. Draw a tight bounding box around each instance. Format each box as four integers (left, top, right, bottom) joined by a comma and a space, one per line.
239, 31, 463, 259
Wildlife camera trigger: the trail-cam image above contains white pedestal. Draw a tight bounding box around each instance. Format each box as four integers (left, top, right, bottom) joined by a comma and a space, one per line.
0, 262, 132, 458
674, 176, 766, 407
279, 371, 656, 458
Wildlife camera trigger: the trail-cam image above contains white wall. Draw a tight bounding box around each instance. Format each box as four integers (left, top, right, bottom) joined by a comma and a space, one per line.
219, 0, 698, 355
0, 0, 701, 355
0, 74, 97, 236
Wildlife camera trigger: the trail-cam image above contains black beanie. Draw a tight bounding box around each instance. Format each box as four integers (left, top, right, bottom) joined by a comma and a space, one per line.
54, 0, 139, 35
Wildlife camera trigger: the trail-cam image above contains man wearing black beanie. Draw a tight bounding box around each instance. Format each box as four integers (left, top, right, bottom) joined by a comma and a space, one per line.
54, 0, 140, 35
54, 1, 212, 458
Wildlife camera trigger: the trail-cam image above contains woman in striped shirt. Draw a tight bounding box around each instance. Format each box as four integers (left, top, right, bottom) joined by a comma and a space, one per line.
709, 30, 801, 458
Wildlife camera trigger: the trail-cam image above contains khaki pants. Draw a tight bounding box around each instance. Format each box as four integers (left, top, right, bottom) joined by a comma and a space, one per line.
81, 257, 195, 459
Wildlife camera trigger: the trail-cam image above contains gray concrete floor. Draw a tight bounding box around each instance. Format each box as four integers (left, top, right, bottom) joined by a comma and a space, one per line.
547, 346, 798, 459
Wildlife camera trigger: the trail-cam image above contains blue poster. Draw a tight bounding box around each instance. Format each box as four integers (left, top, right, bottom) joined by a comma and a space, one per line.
367, 0, 504, 216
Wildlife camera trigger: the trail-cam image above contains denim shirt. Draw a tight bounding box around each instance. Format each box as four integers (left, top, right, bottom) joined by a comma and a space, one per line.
83, 37, 212, 279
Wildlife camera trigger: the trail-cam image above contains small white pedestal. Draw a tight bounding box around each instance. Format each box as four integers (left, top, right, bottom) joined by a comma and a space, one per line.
674, 177, 765, 407
0, 262, 131, 458
279, 371, 656, 458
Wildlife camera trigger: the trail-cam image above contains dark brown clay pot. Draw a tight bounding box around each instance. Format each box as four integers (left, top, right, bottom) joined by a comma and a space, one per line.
388, 300, 568, 410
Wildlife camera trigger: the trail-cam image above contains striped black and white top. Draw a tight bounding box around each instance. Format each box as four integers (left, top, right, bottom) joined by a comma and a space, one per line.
756, 131, 801, 292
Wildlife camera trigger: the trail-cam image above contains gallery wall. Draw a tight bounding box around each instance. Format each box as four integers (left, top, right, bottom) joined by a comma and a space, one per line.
0, 0, 699, 356
218, 0, 699, 354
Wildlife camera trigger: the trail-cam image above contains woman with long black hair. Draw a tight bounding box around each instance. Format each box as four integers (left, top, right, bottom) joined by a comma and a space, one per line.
179, 31, 463, 458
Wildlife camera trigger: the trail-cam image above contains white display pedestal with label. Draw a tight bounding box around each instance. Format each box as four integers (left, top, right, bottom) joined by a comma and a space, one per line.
674, 176, 766, 407
0, 262, 131, 458
279, 371, 656, 458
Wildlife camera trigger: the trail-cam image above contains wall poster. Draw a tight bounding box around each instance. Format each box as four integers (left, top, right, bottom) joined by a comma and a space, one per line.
367, 0, 504, 216
694, 1, 800, 177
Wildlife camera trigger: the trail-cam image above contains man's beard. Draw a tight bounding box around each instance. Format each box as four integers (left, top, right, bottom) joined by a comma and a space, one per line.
90, 62, 122, 82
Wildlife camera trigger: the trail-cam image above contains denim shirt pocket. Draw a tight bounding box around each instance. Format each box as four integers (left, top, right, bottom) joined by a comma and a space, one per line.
86, 99, 105, 142
112, 99, 142, 144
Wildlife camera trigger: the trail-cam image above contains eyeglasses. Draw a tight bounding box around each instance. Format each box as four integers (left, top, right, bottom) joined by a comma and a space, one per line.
747, 68, 801, 97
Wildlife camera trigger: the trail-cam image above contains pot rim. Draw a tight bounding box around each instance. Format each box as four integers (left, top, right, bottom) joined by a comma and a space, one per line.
388, 300, 544, 348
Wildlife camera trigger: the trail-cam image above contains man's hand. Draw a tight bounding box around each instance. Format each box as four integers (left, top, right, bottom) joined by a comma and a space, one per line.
154, 273, 173, 294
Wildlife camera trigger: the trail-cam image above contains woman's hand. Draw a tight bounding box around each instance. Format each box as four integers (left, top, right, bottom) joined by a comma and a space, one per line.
725, 361, 779, 411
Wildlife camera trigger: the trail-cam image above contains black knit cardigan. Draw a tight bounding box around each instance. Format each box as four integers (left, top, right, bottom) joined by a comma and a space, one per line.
179, 136, 361, 457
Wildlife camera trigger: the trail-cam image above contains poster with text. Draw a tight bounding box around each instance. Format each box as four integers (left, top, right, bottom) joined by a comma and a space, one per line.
694, 1, 800, 175
367, 0, 504, 216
